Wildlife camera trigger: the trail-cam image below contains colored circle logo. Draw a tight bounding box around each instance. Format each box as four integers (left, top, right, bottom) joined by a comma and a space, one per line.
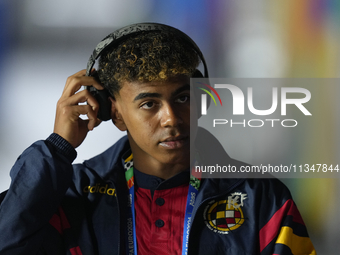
204, 199, 245, 233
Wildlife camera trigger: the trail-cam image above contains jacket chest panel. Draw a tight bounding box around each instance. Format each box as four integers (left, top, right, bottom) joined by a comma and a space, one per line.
189, 192, 259, 254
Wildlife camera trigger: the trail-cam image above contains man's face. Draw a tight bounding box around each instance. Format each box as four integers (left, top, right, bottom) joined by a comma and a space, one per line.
113, 75, 192, 170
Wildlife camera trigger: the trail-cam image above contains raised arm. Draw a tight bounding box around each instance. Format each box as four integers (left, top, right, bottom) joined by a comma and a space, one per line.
0, 70, 102, 254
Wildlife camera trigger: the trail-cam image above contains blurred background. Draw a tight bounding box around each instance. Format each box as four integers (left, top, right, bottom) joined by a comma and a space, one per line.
0, 0, 339, 253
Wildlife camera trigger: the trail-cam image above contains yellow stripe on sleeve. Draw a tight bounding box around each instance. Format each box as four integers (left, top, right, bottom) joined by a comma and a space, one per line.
276, 226, 316, 255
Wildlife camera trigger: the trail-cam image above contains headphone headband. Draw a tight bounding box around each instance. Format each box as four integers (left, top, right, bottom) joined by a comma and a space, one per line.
85, 22, 210, 121
86, 22, 209, 78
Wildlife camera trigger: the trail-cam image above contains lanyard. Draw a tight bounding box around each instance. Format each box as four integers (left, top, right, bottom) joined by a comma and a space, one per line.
123, 154, 201, 255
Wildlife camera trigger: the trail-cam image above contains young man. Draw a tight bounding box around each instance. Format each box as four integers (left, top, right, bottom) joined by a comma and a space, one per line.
0, 23, 315, 254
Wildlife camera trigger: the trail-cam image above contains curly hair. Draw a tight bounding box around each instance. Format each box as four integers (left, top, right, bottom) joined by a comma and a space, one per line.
97, 30, 200, 96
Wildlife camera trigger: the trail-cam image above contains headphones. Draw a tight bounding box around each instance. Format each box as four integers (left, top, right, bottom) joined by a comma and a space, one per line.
86, 22, 209, 121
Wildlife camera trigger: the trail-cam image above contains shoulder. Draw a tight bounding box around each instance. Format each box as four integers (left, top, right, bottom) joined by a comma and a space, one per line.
73, 135, 129, 174
0, 190, 7, 204
69, 136, 130, 195
208, 177, 292, 200
195, 128, 291, 198
213, 174, 293, 205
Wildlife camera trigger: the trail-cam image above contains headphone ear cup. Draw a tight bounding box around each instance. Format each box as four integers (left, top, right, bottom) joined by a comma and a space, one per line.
86, 72, 112, 121
87, 86, 112, 121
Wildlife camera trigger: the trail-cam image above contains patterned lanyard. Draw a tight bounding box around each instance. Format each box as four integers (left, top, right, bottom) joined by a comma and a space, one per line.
123, 153, 201, 255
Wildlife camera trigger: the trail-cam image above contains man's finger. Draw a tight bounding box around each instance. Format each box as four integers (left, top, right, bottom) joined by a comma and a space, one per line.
63, 76, 104, 98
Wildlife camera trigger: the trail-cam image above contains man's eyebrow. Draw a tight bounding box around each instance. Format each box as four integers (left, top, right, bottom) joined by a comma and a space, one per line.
133, 84, 190, 102
133, 93, 161, 101
171, 84, 190, 97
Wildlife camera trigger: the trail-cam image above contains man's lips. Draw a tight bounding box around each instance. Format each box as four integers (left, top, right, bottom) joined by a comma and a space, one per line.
159, 135, 189, 149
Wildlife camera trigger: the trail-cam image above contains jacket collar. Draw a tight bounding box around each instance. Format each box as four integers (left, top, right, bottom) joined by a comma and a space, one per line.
83, 135, 130, 180
82, 128, 247, 195
193, 127, 248, 200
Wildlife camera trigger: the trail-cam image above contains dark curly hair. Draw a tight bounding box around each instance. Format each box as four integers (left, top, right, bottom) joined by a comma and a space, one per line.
97, 30, 200, 96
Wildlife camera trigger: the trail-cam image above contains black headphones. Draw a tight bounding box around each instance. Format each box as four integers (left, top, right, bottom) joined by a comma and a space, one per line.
86, 22, 209, 121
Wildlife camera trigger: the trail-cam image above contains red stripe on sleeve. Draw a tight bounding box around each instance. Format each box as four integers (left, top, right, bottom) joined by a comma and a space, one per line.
70, 246, 83, 255
48, 206, 71, 234
49, 214, 63, 234
259, 199, 305, 252
58, 206, 71, 230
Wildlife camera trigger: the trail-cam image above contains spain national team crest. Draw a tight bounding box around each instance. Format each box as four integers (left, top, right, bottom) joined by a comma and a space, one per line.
203, 192, 247, 234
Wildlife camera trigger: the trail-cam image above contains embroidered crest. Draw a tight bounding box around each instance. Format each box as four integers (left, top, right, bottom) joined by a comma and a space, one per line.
203, 192, 247, 234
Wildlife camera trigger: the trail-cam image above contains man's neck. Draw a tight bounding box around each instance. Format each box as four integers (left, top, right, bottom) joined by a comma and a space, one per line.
127, 133, 190, 179
133, 155, 188, 180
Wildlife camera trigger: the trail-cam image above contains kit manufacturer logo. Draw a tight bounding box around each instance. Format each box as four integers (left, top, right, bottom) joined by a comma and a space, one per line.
83, 183, 116, 196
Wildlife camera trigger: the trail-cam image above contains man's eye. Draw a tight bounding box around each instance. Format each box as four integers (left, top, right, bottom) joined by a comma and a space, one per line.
176, 95, 189, 103
141, 101, 154, 109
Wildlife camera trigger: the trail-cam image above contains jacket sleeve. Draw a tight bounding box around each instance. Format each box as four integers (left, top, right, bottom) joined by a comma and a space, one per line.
0, 133, 77, 255
259, 181, 316, 255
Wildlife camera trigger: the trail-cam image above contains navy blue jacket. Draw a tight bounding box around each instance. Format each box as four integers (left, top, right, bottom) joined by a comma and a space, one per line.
0, 130, 315, 255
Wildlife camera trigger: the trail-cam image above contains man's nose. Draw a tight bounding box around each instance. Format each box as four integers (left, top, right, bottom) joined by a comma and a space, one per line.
160, 104, 183, 127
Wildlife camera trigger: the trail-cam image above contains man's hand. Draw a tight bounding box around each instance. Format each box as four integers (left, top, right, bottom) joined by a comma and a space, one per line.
54, 70, 103, 148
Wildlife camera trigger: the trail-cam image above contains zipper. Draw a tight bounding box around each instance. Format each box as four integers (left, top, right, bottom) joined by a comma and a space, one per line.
116, 191, 120, 255
108, 179, 120, 255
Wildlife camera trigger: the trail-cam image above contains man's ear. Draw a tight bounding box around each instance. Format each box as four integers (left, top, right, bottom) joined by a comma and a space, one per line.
109, 97, 127, 131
